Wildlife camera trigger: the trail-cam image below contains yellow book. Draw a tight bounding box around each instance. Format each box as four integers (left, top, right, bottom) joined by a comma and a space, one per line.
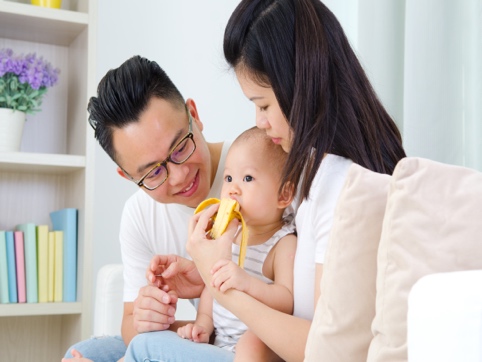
48, 232, 55, 302
54, 231, 63, 302
36, 225, 49, 303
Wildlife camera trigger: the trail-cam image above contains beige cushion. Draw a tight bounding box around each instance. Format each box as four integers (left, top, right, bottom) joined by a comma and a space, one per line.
305, 163, 391, 362
367, 157, 482, 361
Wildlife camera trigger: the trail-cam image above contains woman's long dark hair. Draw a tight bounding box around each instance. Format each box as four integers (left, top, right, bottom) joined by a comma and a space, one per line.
224, 0, 406, 200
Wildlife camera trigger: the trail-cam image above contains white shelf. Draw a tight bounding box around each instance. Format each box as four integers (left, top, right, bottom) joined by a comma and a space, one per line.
0, 152, 85, 173
0, 302, 82, 317
0, 0, 96, 359
0, 1, 88, 46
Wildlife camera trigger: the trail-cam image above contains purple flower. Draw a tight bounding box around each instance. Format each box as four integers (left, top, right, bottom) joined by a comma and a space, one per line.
0, 48, 60, 89
1, 48, 60, 114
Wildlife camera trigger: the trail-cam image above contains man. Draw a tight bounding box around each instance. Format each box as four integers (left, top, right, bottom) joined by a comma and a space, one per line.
63, 55, 231, 361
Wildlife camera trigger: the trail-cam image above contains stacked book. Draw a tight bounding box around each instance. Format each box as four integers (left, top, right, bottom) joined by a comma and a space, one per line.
0, 208, 77, 304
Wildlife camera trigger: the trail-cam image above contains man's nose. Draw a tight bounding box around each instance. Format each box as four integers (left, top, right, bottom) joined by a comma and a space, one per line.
166, 163, 189, 186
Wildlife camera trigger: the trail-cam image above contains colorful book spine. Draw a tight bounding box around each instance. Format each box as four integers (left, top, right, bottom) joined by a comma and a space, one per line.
5, 231, 17, 303
0, 231, 9, 303
14, 231, 26, 303
37, 225, 49, 303
48, 231, 55, 303
54, 231, 63, 303
16, 223, 38, 303
50, 208, 77, 302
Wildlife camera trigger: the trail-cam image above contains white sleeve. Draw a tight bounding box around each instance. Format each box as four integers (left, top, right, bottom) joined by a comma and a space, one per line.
120, 194, 155, 302
313, 158, 352, 264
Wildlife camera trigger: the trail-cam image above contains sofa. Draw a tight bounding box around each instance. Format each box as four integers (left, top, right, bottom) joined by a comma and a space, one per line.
305, 157, 482, 362
95, 157, 482, 361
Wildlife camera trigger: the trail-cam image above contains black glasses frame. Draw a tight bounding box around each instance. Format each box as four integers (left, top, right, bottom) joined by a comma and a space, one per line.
120, 111, 196, 191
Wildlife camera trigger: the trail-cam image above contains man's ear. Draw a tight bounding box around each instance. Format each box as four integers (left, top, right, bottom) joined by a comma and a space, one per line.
117, 167, 130, 180
278, 181, 294, 209
186, 98, 203, 132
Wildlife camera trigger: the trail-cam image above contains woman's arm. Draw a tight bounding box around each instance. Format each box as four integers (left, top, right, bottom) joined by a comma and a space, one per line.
210, 233, 296, 315
212, 287, 311, 361
187, 207, 315, 362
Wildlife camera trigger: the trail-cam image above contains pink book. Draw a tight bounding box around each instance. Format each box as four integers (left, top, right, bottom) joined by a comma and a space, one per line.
14, 231, 26, 303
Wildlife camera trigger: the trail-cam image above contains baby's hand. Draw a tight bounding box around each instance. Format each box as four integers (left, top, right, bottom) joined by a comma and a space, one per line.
211, 259, 249, 293
177, 323, 210, 343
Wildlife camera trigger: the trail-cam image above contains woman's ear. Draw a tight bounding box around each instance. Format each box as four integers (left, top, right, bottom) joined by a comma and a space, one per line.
278, 181, 295, 209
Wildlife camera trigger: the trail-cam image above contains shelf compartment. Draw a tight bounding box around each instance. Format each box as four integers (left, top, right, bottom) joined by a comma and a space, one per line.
0, 152, 85, 173
0, 1, 88, 46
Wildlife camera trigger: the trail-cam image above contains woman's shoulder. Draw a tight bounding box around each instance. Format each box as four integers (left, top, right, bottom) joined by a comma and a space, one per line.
322, 154, 353, 172
314, 154, 352, 186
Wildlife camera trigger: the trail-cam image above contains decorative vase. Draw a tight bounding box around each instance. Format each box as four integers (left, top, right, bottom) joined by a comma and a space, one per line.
31, 0, 62, 9
0, 108, 26, 152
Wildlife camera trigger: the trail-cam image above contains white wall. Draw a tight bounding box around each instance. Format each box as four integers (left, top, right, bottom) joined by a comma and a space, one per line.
92, 1, 253, 310
91, 0, 376, 325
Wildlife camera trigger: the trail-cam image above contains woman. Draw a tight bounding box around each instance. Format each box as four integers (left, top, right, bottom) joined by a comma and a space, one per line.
126, 0, 405, 361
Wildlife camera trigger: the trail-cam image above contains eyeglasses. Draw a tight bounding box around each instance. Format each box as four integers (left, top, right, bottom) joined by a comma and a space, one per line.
121, 111, 196, 191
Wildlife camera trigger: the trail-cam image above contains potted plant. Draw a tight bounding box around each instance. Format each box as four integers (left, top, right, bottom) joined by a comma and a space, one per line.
0, 48, 60, 152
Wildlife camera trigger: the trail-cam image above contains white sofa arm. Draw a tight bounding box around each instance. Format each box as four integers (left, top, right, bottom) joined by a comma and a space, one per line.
407, 270, 482, 362
94, 264, 125, 336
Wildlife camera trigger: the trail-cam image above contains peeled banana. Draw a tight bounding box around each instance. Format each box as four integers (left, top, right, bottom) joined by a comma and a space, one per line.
194, 198, 248, 268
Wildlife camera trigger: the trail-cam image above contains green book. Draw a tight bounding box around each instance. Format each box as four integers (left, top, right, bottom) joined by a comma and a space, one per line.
16, 223, 38, 303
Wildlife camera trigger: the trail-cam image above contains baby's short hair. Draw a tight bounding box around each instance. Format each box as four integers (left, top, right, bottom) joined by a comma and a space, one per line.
232, 126, 287, 174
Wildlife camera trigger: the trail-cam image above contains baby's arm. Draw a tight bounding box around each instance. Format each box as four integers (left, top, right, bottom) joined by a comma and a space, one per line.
177, 287, 214, 343
211, 234, 297, 314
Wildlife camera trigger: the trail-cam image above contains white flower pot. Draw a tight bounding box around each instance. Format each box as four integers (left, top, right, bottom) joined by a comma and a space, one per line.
0, 108, 27, 152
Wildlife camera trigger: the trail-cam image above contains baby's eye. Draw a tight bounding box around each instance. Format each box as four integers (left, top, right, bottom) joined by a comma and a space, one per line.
224, 175, 232, 182
258, 106, 268, 112
243, 175, 253, 182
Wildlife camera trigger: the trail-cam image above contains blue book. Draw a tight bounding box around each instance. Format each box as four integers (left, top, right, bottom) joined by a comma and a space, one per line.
16, 223, 38, 303
50, 208, 78, 302
0, 231, 9, 303
5, 231, 17, 303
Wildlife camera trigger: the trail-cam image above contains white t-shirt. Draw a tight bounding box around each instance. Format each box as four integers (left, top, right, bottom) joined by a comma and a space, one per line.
121, 141, 231, 301
293, 154, 353, 320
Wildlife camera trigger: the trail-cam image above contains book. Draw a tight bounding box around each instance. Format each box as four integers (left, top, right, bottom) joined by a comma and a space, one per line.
54, 231, 63, 302
5, 231, 17, 303
48, 231, 55, 303
14, 231, 26, 303
37, 225, 49, 303
0, 231, 9, 303
16, 223, 38, 303
50, 208, 77, 302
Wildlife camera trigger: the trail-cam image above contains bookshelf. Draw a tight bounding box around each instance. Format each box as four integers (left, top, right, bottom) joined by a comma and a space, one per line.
0, 0, 96, 360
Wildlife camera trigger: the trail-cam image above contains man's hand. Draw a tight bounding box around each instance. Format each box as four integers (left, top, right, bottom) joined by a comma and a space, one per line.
131, 285, 178, 333
146, 254, 204, 299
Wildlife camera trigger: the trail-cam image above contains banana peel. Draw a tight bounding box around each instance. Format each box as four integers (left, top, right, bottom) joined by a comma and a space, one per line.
194, 198, 248, 268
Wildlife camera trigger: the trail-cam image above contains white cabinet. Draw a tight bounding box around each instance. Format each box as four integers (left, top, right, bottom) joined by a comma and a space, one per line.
0, 0, 96, 359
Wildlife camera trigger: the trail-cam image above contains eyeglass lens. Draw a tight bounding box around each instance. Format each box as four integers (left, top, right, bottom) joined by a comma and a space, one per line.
142, 137, 195, 189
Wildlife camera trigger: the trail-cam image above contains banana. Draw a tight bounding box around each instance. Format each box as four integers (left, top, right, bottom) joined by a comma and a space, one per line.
194, 198, 248, 268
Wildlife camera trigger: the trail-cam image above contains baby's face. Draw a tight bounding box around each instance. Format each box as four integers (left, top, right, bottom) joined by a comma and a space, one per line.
221, 141, 283, 224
